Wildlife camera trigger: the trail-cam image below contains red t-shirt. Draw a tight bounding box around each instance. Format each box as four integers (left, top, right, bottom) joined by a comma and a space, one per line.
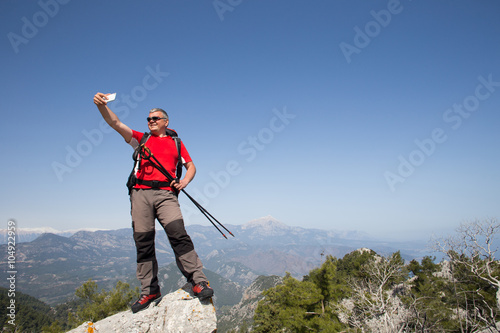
130, 130, 192, 191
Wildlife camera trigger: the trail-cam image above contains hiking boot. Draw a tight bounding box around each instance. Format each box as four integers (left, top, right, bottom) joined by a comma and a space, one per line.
131, 292, 161, 313
192, 281, 214, 300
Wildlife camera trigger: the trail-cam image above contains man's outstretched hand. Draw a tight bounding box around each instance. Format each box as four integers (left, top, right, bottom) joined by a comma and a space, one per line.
94, 92, 109, 106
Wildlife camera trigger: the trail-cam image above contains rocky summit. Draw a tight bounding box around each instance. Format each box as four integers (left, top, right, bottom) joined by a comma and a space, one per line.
67, 285, 217, 333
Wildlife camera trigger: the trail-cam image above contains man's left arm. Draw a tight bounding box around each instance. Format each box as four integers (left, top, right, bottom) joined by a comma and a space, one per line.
172, 161, 196, 191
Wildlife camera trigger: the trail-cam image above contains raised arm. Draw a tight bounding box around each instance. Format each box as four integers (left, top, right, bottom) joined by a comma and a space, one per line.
93, 92, 133, 143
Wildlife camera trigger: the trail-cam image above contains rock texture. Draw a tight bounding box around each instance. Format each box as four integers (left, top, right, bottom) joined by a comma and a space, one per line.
67, 285, 217, 333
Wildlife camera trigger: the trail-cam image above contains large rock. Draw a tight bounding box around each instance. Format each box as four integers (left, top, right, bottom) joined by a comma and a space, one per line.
67, 285, 217, 333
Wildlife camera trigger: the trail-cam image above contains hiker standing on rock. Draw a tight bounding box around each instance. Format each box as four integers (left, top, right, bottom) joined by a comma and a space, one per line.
93, 92, 214, 313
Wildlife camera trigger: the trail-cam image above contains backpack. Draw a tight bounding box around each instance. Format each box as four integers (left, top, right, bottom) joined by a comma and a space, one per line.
126, 128, 183, 194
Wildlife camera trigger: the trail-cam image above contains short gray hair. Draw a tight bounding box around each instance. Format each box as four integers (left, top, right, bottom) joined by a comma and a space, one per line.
149, 108, 169, 121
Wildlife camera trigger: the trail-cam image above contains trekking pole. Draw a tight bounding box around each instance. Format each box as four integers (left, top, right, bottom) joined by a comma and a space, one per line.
181, 189, 235, 238
139, 145, 234, 239
183, 192, 228, 238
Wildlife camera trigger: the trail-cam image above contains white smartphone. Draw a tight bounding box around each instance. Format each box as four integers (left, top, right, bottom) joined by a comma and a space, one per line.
106, 93, 116, 102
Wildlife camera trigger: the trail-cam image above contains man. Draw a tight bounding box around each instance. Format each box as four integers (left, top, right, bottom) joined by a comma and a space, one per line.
93, 92, 214, 313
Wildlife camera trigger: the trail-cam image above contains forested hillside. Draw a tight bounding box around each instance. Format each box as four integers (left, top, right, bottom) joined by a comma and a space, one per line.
3, 219, 499, 333
0, 287, 58, 332
250, 219, 500, 332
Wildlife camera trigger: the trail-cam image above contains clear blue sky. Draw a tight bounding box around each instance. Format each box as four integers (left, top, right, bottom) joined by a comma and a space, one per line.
1, 0, 499, 241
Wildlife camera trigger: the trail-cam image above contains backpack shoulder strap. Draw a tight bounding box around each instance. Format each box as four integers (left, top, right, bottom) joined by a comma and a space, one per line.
132, 132, 151, 161
165, 128, 183, 180
174, 136, 182, 180
127, 132, 151, 194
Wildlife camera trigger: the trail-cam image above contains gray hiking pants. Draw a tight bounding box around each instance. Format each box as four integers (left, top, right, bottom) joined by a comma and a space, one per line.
130, 189, 207, 295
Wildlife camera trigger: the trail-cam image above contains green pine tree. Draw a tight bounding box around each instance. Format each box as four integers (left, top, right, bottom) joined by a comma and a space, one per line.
71, 279, 139, 327
254, 273, 343, 332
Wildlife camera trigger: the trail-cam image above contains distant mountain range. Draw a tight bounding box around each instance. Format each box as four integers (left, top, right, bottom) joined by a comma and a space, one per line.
0, 216, 432, 306
0, 215, 371, 244
0, 227, 106, 244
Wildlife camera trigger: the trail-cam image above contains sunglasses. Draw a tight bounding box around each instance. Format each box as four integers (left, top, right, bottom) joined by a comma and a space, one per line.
147, 116, 166, 122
